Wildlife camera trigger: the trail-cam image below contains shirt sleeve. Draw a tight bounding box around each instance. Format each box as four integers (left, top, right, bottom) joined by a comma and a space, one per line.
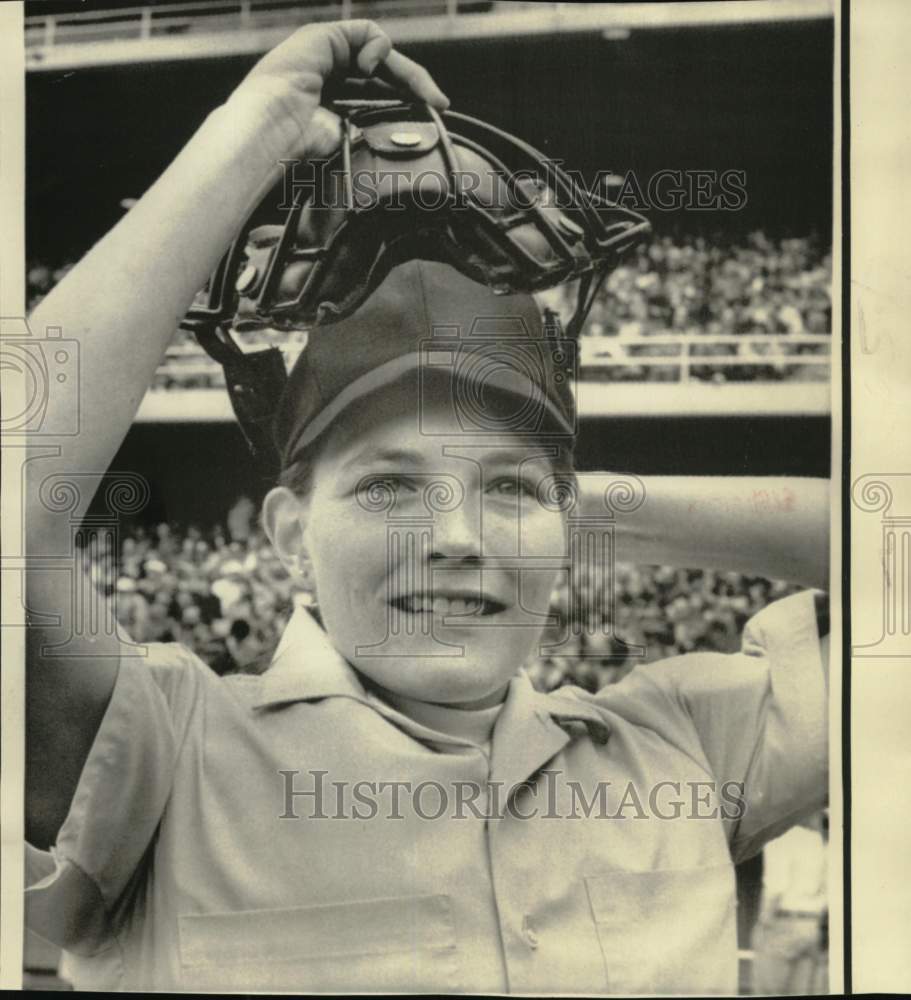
604, 590, 828, 863
25, 642, 212, 956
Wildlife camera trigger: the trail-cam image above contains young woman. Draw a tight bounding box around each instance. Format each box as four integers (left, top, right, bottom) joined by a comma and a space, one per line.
25, 20, 829, 993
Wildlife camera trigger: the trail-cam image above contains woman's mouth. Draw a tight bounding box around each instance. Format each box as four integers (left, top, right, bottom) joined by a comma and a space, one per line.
388, 593, 506, 616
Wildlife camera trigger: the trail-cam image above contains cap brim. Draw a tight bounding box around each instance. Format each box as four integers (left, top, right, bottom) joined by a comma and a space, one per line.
286, 351, 573, 461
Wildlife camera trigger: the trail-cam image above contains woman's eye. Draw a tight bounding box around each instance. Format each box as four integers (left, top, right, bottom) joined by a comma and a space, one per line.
356, 474, 418, 505
488, 477, 535, 498
389, 475, 419, 493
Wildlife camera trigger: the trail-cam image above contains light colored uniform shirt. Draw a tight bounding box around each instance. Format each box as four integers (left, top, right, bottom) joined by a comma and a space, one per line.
762, 824, 828, 915
26, 590, 826, 994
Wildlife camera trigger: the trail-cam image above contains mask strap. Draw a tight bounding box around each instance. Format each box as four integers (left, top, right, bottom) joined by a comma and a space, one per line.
566, 262, 613, 339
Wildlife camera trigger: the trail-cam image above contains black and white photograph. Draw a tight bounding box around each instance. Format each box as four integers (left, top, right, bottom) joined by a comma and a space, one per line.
0, 0, 871, 992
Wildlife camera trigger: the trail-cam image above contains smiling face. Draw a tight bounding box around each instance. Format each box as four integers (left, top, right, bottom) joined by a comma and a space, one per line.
265, 374, 571, 709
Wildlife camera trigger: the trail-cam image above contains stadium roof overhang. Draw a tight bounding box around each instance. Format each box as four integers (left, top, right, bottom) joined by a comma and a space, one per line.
25, 0, 833, 73
134, 382, 831, 423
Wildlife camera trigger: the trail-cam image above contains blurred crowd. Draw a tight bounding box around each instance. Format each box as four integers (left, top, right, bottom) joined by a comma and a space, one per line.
526, 563, 800, 692
80, 496, 800, 689
27, 260, 73, 310
541, 231, 831, 383
82, 497, 296, 676
570, 231, 831, 340
27, 231, 831, 388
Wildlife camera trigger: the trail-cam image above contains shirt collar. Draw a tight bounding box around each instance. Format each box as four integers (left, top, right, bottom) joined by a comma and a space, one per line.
487, 673, 610, 779
253, 605, 611, 747
252, 605, 367, 710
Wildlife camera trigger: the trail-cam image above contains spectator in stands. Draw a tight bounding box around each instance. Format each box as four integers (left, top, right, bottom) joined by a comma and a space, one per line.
114, 576, 149, 641
210, 617, 269, 676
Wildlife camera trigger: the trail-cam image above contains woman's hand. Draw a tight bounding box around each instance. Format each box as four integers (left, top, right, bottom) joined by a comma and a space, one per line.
225, 20, 449, 161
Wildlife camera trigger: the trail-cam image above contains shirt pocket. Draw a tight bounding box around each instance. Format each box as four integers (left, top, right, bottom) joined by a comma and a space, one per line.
178, 893, 458, 992
584, 863, 737, 995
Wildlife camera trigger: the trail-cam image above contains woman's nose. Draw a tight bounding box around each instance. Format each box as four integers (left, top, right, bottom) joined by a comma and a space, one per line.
429, 499, 483, 561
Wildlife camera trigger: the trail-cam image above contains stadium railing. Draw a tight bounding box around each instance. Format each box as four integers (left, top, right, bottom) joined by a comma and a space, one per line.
153, 331, 831, 389
25, 0, 498, 49
577, 333, 830, 381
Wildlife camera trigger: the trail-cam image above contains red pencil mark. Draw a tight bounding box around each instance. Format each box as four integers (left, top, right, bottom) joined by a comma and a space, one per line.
752, 487, 796, 513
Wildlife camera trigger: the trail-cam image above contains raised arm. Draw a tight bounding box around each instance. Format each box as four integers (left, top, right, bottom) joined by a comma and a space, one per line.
25, 21, 448, 847
581, 475, 829, 591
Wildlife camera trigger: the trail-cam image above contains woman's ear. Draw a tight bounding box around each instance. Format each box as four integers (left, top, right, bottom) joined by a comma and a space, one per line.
261, 486, 310, 577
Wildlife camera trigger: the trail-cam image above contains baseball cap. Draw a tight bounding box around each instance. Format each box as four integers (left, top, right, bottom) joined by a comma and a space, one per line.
273, 260, 576, 468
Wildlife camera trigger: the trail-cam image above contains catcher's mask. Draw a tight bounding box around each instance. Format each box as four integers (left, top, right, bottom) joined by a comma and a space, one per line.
180, 100, 650, 471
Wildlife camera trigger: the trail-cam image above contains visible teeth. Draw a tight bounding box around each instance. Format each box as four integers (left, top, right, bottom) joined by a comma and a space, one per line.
395, 595, 486, 615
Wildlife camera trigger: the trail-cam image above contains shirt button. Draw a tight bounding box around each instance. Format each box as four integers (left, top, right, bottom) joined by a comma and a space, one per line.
522, 915, 539, 949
